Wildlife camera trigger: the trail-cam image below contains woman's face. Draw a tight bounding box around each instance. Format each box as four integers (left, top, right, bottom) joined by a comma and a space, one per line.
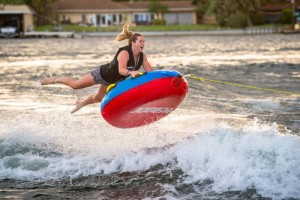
132, 36, 145, 53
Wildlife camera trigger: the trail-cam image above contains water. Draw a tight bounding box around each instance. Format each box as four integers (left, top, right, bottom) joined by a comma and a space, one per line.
0, 34, 300, 199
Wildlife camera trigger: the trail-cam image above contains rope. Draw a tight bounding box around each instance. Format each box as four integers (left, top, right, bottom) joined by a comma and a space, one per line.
186, 75, 300, 96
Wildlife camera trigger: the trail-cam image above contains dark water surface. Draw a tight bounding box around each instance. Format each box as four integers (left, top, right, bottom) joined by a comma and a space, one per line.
0, 34, 300, 199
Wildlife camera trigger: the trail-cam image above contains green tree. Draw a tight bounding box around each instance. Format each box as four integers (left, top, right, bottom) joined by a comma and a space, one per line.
227, 0, 261, 27
192, 0, 279, 27
0, 0, 25, 5
192, 0, 210, 23
23, 0, 58, 26
148, 0, 169, 20
206, 0, 255, 27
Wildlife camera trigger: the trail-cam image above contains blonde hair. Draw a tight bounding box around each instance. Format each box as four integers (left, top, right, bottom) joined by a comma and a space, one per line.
115, 23, 143, 45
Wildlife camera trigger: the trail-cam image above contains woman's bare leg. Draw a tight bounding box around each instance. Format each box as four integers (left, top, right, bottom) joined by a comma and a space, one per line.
71, 84, 108, 113
40, 74, 95, 90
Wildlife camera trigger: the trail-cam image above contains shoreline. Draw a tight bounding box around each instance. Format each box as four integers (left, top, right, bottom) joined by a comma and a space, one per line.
2, 27, 299, 39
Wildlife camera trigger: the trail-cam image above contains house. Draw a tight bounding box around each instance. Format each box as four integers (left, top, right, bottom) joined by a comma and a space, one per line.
120, 1, 197, 25
0, 5, 34, 37
260, 0, 299, 23
57, 0, 197, 26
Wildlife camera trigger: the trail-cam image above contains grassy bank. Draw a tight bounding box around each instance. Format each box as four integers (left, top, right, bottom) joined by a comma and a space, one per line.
34, 24, 281, 33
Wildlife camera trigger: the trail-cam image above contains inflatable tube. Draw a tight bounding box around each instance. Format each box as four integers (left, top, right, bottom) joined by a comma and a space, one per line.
101, 70, 188, 128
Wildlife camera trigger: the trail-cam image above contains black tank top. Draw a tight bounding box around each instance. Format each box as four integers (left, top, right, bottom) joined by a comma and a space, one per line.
100, 45, 143, 83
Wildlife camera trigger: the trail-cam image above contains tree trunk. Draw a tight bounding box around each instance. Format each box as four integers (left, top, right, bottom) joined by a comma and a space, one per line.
247, 13, 253, 27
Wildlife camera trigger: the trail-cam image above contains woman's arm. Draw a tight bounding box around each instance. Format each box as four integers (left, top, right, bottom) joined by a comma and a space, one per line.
142, 53, 154, 72
117, 50, 131, 76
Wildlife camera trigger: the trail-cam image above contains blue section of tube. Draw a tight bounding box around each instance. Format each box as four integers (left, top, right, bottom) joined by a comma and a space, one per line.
100, 70, 182, 111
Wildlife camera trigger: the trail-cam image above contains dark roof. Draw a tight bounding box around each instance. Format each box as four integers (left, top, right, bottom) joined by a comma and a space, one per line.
161, 1, 194, 10
57, 0, 195, 11
261, 1, 299, 11
57, 0, 129, 10
121, 1, 194, 10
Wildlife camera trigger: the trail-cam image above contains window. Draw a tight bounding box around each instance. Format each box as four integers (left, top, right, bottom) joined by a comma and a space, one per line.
133, 13, 151, 25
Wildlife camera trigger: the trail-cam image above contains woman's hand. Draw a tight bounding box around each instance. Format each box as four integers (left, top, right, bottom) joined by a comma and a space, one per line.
128, 70, 141, 77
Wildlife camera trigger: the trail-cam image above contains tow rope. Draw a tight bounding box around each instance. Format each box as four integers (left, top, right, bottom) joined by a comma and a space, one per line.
186, 75, 300, 96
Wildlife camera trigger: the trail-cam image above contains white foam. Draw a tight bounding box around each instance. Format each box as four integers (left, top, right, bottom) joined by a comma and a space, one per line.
245, 98, 283, 111
172, 120, 300, 199
1, 113, 299, 199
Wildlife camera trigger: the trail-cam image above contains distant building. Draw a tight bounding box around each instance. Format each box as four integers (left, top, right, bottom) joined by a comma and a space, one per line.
57, 0, 197, 26
260, 0, 299, 24
0, 5, 34, 37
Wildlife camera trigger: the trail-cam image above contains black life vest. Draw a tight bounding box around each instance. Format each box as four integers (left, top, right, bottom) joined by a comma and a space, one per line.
100, 45, 143, 83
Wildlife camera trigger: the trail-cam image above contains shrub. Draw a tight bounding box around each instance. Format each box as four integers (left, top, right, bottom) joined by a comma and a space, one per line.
216, 15, 227, 27
279, 9, 293, 24
152, 19, 166, 25
227, 12, 247, 28
250, 13, 264, 25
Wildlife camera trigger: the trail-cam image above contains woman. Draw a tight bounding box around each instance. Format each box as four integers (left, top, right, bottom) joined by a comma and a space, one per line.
40, 24, 153, 113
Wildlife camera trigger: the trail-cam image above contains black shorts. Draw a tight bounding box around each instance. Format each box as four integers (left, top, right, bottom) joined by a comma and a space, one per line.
91, 66, 111, 86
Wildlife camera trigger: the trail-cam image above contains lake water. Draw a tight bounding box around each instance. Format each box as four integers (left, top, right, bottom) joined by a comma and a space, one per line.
0, 34, 300, 199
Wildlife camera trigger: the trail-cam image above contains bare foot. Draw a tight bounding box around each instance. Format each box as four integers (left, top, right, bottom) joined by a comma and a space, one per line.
40, 77, 57, 85
71, 99, 83, 113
